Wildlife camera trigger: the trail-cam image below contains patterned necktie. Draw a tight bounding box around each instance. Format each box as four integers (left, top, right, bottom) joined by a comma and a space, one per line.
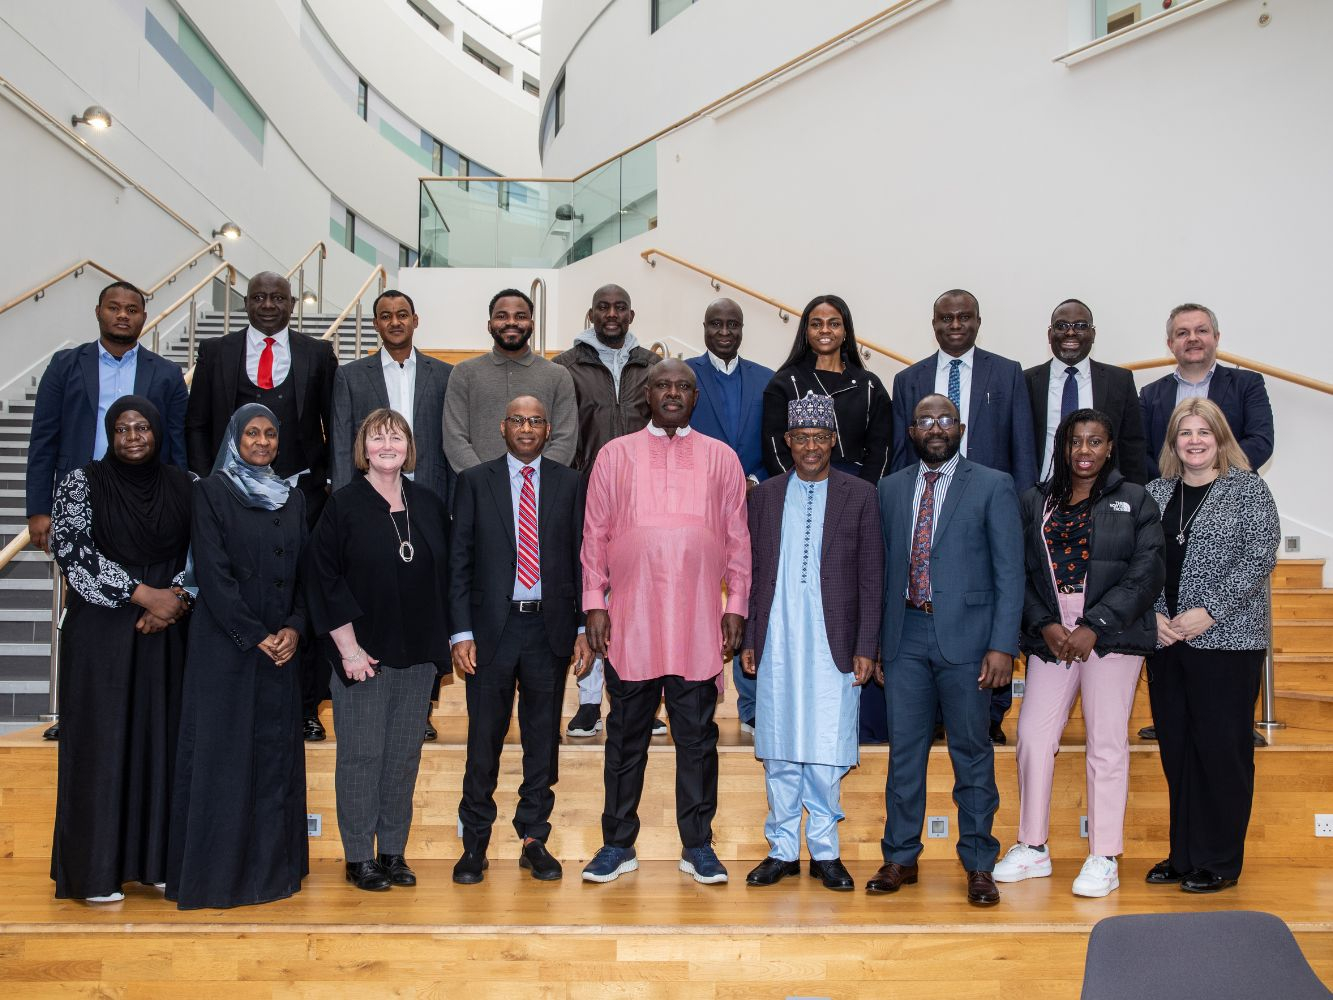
947, 358, 962, 411
908, 471, 942, 605
516, 466, 540, 589
257, 337, 276, 390
1060, 365, 1079, 421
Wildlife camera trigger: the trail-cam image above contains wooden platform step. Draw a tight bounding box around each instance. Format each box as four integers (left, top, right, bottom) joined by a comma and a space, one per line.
1274, 559, 1327, 589
1273, 621, 1333, 654
1274, 589, 1333, 618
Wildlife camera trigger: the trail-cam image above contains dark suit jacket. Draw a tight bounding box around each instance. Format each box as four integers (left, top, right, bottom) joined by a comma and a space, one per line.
329, 350, 454, 506
684, 354, 773, 481
878, 456, 1024, 665
449, 455, 585, 667
890, 347, 1038, 490
744, 469, 883, 671
185, 328, 337, 483
1139, 365, 1274, 479
26, 341, 188, 517
1024, 358, 1149, 485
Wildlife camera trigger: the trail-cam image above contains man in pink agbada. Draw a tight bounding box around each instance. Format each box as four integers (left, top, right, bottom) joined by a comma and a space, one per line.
580, 359, 751, 886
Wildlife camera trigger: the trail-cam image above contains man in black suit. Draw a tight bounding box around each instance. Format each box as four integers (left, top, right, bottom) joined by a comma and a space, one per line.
185, 270, 338, 740
448, 395, 590, 885
1023, 299, 1149, 485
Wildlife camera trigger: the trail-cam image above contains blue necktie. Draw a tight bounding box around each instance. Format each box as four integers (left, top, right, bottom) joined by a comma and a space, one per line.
947, 359, 962, 411
1060, 365, 1079, 422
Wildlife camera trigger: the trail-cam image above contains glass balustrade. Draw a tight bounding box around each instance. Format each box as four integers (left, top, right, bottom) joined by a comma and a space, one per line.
418, 141, 656, 268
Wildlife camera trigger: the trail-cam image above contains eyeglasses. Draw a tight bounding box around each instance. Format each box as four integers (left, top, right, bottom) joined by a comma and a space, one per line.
911, 416, 959, 430
1052, 320, 1092, 333
705, 319, 742, 332
504, 415, 548, 428
113, 422, 152, 436
789, 432, 833, 446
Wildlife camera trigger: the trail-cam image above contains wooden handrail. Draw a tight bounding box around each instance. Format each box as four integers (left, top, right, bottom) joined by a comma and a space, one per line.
0, 532, 30, 573
140, 261, 236, 340
320, 265, 388, 345
1124, 352, 1332, 396
640, 248, 913, 368
284, 241, 328, 281
143, 243, 224, 299
0, 260, 129, 317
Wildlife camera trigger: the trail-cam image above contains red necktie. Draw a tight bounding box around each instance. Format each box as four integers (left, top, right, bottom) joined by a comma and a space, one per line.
516, 466, 540, 589
257, 337, 275, 390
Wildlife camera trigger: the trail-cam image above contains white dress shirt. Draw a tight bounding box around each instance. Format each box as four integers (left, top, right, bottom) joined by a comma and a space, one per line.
1173, 363, 1217, 405
934, 347, 975, 455
646, 422, 692, 437
707, 351, 740, 375
1041, 356, 1093, 481
244, 326, 291, 385
380, 347, 418, 431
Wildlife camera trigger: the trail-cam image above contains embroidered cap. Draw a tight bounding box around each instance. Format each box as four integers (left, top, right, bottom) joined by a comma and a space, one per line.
788, 391, 837, 431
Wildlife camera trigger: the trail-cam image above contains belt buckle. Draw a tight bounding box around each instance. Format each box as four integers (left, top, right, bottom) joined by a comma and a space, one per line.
516, 600, 540, 613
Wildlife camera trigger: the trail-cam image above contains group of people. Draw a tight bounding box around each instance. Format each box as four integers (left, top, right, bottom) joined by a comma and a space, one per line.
27, 273, 1279, 908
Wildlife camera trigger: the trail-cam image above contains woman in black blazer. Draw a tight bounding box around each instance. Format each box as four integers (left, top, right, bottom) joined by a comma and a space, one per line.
993, 409, 1163, 898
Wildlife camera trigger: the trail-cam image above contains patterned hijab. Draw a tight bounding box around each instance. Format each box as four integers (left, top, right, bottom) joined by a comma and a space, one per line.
211, 403, 292, 511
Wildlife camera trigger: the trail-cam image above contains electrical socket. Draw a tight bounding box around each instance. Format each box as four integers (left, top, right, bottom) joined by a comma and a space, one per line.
1012, 678, 1026, 698
927, 815, 949, 839
306, 813, 322, 837
1316, 814, 1333, 837
1285, 535, 1301, 553
1080, 815, 1089, 838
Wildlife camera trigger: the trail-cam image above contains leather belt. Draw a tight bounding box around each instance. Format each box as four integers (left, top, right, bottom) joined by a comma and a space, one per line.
511, 600, 543, 614
905, 599, 934, 614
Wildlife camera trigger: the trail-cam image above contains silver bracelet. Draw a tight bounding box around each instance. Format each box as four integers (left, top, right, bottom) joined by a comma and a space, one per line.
341, 647, 365, 663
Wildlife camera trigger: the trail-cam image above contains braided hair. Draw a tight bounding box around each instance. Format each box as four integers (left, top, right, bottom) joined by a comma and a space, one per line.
1044, 408, 1116, 511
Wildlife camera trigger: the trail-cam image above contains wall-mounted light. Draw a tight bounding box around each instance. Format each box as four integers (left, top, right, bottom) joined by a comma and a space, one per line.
212, 222, 242, 241
301, 291, 318, 307
71, 105, 112, 130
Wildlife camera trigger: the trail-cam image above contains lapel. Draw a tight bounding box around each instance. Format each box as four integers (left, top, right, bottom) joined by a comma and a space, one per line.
487, 458, 517, 556
894, 470, 915, 559
78, 343, 100, 413
932, 459, 972, 548
132, 348, 153, 396
694, 359, 726, 440
219, 331, 244, 412
411, 352, 433, 424
288, 332, 310, 419
968, 349, 992, 420
1089, 359, 1111, 410
367, 356, 391, 410
767, 472, 792, 566
1030, 362, 1051, 433
736, 360, 757, 438
1206, 365, 1234, 408
821, 470, 849, 558
537, 456, 557, 550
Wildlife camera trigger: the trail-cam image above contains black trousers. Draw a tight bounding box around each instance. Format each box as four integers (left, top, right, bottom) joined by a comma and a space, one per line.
602, 662, 719, 850
1147, 643, 1263, 879
299, 481, 331, 720
458, 612, 567, 855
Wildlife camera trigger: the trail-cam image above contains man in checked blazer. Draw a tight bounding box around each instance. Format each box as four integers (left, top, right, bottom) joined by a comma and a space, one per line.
448, 395, 589, 885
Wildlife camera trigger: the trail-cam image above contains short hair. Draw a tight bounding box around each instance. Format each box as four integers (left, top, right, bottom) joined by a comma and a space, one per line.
372, 289, 415, 316
1052, 298, 1094, 323
1157, 397, 1249, 479
489, 288, 534, 316
353, 408, 417, 473
1166, 302, 1219, 336
934, 288, 980, 313
98, 281, 146, 309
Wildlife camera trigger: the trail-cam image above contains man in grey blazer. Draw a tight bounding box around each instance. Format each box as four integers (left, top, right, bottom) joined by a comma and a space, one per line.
868, 394, 1024, 906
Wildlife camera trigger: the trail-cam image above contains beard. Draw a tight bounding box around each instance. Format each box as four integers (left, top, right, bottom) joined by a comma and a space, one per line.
911, 435, 960, 464
490, 324, 533, 350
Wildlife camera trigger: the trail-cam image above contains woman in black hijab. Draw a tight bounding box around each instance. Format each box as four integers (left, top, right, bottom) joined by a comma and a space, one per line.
166, 404, 310, 909
49, 394, 194, 902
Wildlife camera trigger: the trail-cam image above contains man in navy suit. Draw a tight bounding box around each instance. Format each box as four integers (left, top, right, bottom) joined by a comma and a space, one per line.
684, 297, 773, 733
867, 394, 1023, 906
889, 289, 1035, 741
26, 280, 188, 554
1139, 302, 1274, 479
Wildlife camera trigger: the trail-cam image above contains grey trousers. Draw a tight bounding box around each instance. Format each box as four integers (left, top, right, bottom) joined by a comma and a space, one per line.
329, 661, 435, 861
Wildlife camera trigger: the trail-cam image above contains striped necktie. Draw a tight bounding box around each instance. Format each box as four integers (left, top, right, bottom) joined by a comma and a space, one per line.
517, 466, 540, 589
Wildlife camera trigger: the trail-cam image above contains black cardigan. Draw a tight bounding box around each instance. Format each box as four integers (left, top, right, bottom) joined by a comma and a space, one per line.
304, 476, 451, 683
1019, 470, 1165, 659
761, 361, 892, 483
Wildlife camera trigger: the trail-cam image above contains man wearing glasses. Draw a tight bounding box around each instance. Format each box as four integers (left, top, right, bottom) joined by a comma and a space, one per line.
1023, 299, 1149, 484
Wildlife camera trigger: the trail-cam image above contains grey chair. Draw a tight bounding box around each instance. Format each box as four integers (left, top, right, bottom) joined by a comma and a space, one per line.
1081, 911, 1332, 1000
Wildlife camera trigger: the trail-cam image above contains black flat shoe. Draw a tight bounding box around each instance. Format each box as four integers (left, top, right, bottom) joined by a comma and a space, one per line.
304, 716, 327, 742
989, 722, 1007, 746
519, 840, 563, 881
746, 856, 801, 886
808, 858, 855, 891
1137, 725, 1157, 741
1181, 869, 1238, 894
423, 720, 438, 742
345, 859, 391, 891
1145, 859, 1186, 884
42, 722, 59, 741
453, 850, 489, 884
377, 854, 417, 886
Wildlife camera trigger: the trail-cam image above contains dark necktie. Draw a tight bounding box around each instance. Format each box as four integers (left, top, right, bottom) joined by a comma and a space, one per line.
1060, 365, 1079, 421
908, 471, 942, 605
947, 359, 962, 411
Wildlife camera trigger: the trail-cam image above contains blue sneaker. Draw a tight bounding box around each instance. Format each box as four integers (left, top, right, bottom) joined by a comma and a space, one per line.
582, 846, 638, 883
679, 845, 728, 884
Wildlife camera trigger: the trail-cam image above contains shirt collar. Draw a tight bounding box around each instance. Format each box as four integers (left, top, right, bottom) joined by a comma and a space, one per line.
1172, 363, 1217, 387
936, 347, 975, 371
490, 346, 535, 367
381, 347, 417, 370
247, 325, 289, 348
505, 452, 541, 477
98, 342, 139, 365
647, 422, 692, 437
707, 351, 740, 375
917, 452, 961, 479
1050, 356, 1091, 377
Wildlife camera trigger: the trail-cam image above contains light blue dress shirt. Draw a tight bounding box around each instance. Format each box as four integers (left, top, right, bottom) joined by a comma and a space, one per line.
94, 343, 139, 459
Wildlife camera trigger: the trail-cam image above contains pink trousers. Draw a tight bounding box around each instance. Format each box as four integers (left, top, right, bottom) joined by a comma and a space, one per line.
1016, 590, 1142, 857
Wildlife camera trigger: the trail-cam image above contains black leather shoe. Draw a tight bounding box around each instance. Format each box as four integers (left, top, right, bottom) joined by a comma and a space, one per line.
519, 840, 563, 881
1252, 729, 1267, 747
966, 870, 1000, 905
1137, 725, 1157, 741
989, 722, 1007, 746
423, 720, 438, 742
1181, 868, 1238, 894
866, 861, 918, 894
377, 854, 416, 886
746, 857, 801, 886
809, 858, 855, 891
1145, 859, 1186, 884
345, 859, 391, 891
452, 851, 489, 884
304, 716, 327, 742
42, 722, 59, 741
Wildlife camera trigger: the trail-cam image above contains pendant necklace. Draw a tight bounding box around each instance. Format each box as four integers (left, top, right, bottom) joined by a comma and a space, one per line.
389, 485, 414, 563
1176, 478, 1216, 546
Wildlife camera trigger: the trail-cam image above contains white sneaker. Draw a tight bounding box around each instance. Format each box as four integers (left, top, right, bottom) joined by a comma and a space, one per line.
992, 843, 1053, 883
1072, 855, 1119, 898
85, 891, 125, 903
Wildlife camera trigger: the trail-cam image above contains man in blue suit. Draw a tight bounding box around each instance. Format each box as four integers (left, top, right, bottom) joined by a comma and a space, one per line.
684, 297, 773, 733
1139, 302, 1274, 479
888, 289, 1035, 742
26, 281, 188, 554
866, 394, 1023, 906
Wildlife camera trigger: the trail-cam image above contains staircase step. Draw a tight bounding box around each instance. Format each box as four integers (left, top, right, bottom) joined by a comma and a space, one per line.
1274, 692, 1333, 729
1274, 589, 1333, 618
1274, 658, 1333, 697
1273, 559, 1327, 589
1273, 620, 1333, 654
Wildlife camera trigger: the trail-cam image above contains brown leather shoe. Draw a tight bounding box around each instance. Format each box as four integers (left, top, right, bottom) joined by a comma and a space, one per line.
865, 862, 918, 894
966, 870, 1000, 905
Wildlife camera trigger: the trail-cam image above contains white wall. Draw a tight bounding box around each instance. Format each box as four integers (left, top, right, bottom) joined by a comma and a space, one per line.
397, 268, 562, 352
